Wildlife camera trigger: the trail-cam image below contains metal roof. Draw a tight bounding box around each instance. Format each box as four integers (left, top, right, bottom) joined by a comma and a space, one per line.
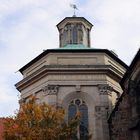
56, 44, 92, 49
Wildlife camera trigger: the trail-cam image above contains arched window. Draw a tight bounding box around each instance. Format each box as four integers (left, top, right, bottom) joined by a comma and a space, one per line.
77, 24, 83, 43
68, 104, 77, 120
72, 25, 78, 44
66, 24, 72, 44
68, 99, 89, 140
78, 29, 83, 43
63, 28, 67, 46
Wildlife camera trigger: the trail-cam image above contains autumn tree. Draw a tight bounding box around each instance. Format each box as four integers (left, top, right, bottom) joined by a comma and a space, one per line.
3, 97, 80, 140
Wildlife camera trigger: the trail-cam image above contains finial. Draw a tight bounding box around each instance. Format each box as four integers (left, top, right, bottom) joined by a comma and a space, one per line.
70, 4, 78, 17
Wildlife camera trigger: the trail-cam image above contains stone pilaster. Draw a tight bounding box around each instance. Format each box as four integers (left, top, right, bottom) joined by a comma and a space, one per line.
98, 84, 113, 140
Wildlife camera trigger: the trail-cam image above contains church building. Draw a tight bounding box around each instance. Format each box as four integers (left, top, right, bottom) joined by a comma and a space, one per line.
15, 16, 128, 140
108, 49, 140, 140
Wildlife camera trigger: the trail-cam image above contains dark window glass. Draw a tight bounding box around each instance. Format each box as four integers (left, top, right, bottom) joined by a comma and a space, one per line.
68, 104, 77, 121
73, 26, 77, 44
68, 99, 88, 140
63, 29, 67, 46
75, 99, 81, 106
79, 104, 88, 140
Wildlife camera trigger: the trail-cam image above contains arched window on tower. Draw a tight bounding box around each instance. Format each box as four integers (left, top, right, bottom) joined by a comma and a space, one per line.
63, 29, 67, 46
68, 99, 89, 140
72, 25, 78, 44
77, 24, 83, 44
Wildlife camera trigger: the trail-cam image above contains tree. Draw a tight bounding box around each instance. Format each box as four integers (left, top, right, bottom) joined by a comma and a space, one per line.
3, 97, 80, 140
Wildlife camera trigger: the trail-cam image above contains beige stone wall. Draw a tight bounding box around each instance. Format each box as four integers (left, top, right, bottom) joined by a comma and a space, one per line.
19, 73, 123, 140
104, 54, 126, 74
20, 73, 106, 98
17, 51, 127, 140
23, 53, 105, 77
22, 52, 126, 78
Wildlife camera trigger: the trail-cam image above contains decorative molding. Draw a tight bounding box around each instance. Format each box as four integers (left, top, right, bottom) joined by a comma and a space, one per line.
16, 64, 123, 91
19, 98, 26, 104
95, 105, 109, 119
98, 84, 113, 95
75, 85, 81, 92
42, 85, 59, 95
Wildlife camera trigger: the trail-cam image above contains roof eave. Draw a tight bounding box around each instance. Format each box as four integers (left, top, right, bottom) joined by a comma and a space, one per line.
56, 17, 93, 29
120, 48, 140, 87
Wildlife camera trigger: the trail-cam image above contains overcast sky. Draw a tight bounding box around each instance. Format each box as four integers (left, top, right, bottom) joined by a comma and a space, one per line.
0, 0, 140, 117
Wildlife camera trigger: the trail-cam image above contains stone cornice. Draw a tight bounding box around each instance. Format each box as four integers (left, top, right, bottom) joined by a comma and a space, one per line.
16, 65, 124, 91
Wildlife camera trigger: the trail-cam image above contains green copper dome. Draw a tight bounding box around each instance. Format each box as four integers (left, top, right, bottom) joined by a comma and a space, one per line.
58, 44, 91, 49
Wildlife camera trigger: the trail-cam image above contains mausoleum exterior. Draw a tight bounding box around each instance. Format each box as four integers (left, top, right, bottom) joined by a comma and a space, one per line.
16, 16, 128, 140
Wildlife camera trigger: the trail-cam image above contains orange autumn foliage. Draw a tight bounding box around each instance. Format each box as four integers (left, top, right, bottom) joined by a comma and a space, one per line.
3, 97, 80, 140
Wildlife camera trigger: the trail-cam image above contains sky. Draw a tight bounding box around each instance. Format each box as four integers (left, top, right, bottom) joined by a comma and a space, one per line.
0, 0, 140, 117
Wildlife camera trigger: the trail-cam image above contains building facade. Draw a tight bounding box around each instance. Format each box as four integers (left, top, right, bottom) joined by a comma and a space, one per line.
108, 49, 140, 140
16, 16, 128, 140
